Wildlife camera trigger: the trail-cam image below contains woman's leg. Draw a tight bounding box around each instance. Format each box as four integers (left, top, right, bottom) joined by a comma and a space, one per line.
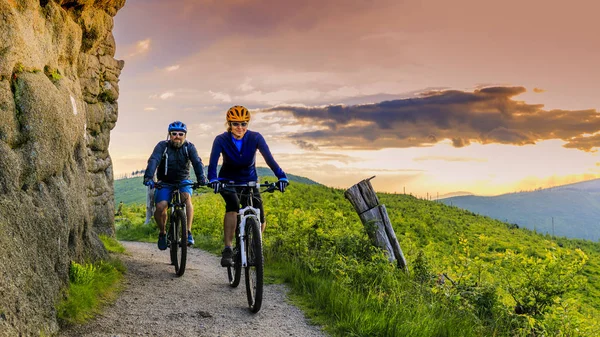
224, 211, 237, 247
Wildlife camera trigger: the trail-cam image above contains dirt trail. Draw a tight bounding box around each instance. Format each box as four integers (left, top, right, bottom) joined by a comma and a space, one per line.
60, 241, 327, 337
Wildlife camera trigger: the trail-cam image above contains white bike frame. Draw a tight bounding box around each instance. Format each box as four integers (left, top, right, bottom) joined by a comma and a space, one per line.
237, 205, 261, 267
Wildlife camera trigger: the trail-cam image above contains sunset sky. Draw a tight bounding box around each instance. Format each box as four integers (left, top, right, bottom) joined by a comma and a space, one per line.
109, 0, 600, 197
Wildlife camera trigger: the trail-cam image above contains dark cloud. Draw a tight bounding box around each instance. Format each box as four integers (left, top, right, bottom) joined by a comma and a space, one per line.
563, 133, 600, 152
292, 140, 320, 151
451, 138, 470, 147
265, 87, 600, 152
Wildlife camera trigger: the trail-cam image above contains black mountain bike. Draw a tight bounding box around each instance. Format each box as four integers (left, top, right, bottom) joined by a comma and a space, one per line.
221, 181, 278, 313
155, 181, 198, 277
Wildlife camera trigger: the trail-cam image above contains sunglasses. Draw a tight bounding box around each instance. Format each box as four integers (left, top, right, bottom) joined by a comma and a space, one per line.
230, 122, 248, 127
170, 132, 186, 137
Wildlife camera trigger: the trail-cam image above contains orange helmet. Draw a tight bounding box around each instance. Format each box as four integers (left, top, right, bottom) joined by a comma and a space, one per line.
226, 105, 251, 122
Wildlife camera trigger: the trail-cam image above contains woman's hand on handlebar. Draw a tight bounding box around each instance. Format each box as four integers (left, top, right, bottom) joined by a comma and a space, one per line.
210, 180, 222, 194
276, 178, 289, 192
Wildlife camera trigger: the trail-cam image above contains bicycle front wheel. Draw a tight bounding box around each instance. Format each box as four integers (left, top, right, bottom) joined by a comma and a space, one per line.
228, 227, 242, 287
170, 208, 187, 277
244, 217, 263, 313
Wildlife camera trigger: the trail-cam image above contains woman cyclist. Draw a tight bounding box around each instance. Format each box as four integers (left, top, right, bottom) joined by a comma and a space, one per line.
207, 106, 288, 267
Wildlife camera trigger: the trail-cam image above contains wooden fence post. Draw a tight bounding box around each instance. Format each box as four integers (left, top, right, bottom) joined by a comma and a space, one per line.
345, 176, 407, 271
145, 173, 157, 224
145, 186, 155, 224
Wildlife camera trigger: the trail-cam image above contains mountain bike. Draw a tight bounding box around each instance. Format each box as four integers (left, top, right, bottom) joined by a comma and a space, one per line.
221, 181, 278, 313
155, 181, 198, 277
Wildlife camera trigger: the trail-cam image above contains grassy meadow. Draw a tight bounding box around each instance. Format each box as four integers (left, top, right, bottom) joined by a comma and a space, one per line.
115, 179, 600, 336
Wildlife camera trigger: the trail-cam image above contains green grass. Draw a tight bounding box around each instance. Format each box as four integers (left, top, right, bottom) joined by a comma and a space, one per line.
56, 242, 126, 327
99, 235, 126, 253
270, 260, 488, 337
115, 181, 600, 336
114, 203, 157, 243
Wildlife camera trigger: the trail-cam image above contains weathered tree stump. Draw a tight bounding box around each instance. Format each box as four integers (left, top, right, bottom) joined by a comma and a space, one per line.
345, 176, 407, 270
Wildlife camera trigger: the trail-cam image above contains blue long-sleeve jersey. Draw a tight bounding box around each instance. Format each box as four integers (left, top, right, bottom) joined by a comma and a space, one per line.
207, 130, 286, 183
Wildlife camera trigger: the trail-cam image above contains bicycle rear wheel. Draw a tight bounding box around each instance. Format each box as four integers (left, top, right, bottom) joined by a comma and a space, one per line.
228, 227, 242, 287
170, 208, 187, 277
244, 217, 263, 313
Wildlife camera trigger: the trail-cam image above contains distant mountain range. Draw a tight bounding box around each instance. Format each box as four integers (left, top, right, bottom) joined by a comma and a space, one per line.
114, 167, 321, 205
436, 191, 474, 199
440, 179, 600, 241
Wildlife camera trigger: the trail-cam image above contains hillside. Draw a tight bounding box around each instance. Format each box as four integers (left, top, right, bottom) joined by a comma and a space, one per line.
114, 167, 321, 205
441, 178, 600, 241
115, 180, 600, 335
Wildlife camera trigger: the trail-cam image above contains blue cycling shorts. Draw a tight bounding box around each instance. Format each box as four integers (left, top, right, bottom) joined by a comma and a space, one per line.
154, 179, 193, 204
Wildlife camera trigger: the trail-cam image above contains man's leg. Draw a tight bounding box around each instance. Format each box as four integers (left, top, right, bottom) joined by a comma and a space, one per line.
154, 200, 169, 250
154, 201, 168, 234
183, 192, 193, 231
182, 192, 195, 245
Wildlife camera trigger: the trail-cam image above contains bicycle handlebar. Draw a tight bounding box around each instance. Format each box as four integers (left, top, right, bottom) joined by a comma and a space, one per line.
154, 181, 203, 190
220, 181, 279, 193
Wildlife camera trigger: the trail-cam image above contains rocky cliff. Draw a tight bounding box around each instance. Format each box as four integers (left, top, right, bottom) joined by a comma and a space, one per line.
0, 0, 125, 334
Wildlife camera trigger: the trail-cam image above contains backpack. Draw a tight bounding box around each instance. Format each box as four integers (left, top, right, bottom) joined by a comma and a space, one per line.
161, 141, 190, 176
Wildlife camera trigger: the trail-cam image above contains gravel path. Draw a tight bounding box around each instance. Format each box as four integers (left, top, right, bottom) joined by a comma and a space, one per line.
60, 241, 327, 337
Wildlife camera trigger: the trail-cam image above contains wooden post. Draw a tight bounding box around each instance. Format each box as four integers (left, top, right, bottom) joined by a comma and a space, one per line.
344, 176, 379, 213
345, 177, 407, 271
145, 186, 155, 224
145, 172, 157, 224
380, 205, 407, 269
359, 207, 395, 262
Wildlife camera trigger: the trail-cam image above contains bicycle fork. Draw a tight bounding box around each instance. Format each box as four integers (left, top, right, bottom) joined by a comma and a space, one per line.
237, 213, 260, 267
169, 205, 186, 247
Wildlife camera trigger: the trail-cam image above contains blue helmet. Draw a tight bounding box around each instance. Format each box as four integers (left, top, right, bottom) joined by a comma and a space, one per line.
168, 121, 187, 133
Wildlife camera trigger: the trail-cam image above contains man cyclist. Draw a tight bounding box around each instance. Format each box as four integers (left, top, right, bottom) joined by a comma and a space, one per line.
207, 105, 289, 267
143, 121, 207, 250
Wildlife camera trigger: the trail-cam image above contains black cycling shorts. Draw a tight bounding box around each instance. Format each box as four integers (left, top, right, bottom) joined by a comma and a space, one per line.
220, 186, 265, 223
